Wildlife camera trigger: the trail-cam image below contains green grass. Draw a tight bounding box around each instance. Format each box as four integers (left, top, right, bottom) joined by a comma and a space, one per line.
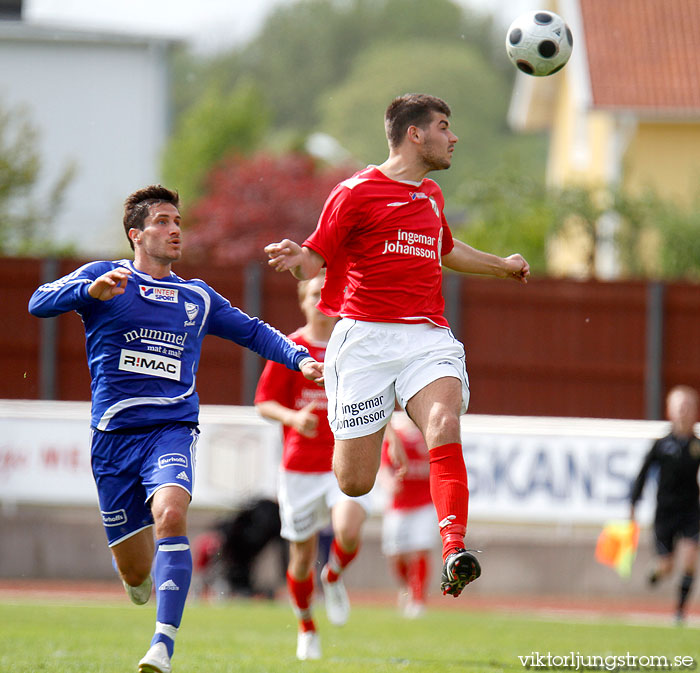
0, 598, 697, 673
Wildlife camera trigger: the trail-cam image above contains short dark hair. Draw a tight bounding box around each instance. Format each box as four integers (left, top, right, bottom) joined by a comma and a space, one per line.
384, 93, 451, 149
123, 185, 180, 250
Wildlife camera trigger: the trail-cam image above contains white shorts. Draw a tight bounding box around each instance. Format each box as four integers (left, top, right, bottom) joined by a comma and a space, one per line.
277, 468, 373, 542
325, 319, 470, 440
382, 503, 439, 556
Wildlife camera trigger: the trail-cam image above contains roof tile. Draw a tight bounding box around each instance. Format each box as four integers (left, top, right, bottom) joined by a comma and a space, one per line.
581, 0, 700, 113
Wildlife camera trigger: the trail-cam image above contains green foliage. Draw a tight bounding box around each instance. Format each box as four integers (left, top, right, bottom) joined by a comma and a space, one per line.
169, 0, 502, 134
0, 100, 75, 256
458, 173, 700, 281
240, 0, 500, 132
615, 189, 700, 281
317, 39, 547, 202
162, 80, 271, 205
164, 0, 542, 219
454, 172, 555, 273
163, 0, 700, 282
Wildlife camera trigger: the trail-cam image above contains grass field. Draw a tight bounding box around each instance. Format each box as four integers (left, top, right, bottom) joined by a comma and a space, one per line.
0, 596, 698, 673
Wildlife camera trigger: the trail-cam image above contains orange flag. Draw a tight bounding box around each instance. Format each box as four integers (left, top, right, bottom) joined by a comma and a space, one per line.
595, 520, 640, 578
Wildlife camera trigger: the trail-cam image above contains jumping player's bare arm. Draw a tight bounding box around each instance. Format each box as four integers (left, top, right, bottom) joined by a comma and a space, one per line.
264, 239, 324, 280
88, 267, 132, 300
442, 239, 530, 284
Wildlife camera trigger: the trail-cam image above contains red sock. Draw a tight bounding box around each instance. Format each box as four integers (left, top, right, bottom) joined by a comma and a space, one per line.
286, 570, 315, 632
407, 553, 429, 603
324, 538, 359, 582
429, 442, 469, 562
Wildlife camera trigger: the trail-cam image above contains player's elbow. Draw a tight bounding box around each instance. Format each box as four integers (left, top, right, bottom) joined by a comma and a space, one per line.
28, 296, 51, 318
254, 403, 276, 423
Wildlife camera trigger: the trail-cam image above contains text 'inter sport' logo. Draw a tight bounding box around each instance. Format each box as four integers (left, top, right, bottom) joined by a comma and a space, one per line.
118, 349, 181, 381
139, 285, 179, 303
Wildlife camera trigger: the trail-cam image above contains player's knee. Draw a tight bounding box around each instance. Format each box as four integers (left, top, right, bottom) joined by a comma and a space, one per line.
154, 503, 188, 537
334, 530, 360, 551
336, 473, 373, 497
425, 409, 460, 446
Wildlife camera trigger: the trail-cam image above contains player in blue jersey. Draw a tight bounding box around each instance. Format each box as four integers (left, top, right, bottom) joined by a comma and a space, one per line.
29, 185, 323, 673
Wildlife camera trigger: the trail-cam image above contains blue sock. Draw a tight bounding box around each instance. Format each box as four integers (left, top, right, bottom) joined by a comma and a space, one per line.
151, 535, 192, 658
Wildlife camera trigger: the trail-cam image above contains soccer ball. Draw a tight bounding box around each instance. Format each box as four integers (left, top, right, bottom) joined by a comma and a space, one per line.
505, 10, 573, 77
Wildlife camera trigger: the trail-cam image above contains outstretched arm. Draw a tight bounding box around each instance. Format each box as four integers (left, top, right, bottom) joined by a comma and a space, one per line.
29, 262, 130, 318
442, 239, 530, 284
256, 399, 320, 437
264, 239, 324, 280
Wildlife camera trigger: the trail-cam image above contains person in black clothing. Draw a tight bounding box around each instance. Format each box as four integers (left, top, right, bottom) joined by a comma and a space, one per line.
630, 385, 700, 622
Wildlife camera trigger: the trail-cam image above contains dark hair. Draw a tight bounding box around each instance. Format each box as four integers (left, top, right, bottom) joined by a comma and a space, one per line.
123, 184, 180, 250
384, 93, 451, 150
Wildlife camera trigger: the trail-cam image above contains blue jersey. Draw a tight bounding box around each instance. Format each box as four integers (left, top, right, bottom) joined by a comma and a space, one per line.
29, 259, 310, 431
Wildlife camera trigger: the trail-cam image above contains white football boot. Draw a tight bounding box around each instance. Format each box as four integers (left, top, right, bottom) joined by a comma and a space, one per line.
296, 630, 321, 660
320, 566, 350, 626
138, 642, 171, 673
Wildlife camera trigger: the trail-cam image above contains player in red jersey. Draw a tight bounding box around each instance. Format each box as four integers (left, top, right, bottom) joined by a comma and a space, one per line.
378, 412, 437, 618
265, 93, 530, 597
255, 273, 370, 660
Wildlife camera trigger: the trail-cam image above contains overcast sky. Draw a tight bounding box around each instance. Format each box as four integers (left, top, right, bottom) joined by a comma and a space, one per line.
24, 0, 536, 52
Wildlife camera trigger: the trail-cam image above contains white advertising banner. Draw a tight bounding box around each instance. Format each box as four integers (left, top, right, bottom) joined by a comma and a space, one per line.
0, 401, 665, 524
461, 416, 664, 525
0, 401, 283, 510
0, 407, 96, 504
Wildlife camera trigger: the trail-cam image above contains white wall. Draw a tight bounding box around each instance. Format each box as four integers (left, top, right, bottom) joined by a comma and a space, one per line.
0, 24, 174, 256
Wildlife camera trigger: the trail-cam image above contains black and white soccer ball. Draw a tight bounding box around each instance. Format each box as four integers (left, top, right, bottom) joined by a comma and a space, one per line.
505, 10, 573, 77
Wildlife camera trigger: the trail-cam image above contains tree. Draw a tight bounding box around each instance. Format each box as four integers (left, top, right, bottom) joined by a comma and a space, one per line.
454, 172, 554, 274
183, 152, 353, 265
457, 171, 700, 281
170, 0, 501, 135
0, 100, 74, 255
615, 189, 700, 281
317, 39, 547, 203
162, 80, 271, 205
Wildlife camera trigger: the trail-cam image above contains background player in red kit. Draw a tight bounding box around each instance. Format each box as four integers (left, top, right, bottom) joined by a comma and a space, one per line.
255, 273, 370, 660
265, 93, 530, 597
378, 412, 437, 618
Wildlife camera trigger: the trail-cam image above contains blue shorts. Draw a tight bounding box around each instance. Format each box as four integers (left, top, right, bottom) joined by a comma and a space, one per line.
90, 422, 199, 546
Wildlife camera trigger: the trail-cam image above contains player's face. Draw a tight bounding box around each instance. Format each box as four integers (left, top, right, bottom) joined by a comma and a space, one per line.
419, 112, 458, 171
667, 391, 698, 432
133, 203, 182, 264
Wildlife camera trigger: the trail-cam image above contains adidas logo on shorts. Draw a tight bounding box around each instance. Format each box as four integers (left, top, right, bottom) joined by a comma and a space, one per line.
176, 471, 190, 482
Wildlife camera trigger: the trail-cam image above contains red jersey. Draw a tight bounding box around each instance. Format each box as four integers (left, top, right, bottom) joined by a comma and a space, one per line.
381, 425, 432, 510
304, 166, 455, 327
254, 330, 333, 472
